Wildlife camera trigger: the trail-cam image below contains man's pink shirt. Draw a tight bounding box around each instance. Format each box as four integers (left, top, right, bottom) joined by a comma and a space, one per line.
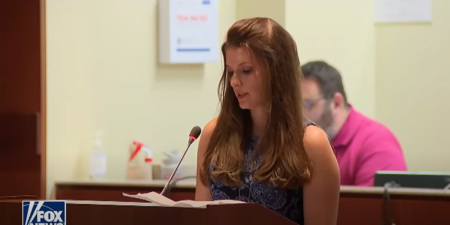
332, 106, 407, 186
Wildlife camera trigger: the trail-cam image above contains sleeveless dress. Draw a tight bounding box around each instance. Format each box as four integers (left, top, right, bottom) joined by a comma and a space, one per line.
209, 122, 315, 225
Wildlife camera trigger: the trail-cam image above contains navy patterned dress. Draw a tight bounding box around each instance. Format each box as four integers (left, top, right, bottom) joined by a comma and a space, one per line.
209, 123, 314, 225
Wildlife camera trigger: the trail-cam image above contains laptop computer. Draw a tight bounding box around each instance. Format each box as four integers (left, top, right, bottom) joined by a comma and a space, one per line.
374, 171, 450, 189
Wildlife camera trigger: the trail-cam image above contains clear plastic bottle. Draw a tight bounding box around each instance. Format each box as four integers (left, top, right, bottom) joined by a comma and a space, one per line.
89, 133, 107, 179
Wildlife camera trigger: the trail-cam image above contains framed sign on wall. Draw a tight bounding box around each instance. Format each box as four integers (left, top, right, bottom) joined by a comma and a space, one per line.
159, 0, 219, 64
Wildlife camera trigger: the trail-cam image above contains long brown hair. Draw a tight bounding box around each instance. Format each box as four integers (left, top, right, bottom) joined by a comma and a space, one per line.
199, 17, 312, 189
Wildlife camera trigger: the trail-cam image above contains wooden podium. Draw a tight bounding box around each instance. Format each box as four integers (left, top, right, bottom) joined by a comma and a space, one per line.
0, 199, 298, 225
54, 180, 450, 225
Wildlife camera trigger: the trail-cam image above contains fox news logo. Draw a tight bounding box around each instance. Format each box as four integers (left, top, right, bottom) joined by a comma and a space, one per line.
22, 201, 66, 225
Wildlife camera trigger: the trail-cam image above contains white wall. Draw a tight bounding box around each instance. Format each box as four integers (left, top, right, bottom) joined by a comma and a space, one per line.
46, 0, 237, 197
285, 0, 376, 118
236, 0, 286, 25
375, 0, 450, 172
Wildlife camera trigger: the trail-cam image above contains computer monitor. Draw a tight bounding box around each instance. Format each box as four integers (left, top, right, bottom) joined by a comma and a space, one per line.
374, 171, 450, 189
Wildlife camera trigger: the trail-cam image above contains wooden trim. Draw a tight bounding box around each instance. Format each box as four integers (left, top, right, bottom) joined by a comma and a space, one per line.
39, 0, 47, 199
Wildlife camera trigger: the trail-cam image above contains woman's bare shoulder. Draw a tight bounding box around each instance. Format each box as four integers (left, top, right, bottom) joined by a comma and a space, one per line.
203, 117, 218, 137
198, 117, 219, 149
302, 125, 334, 160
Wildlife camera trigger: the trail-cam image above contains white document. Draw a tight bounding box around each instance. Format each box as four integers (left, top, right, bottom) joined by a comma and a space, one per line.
122, 191, 245, 208
374, 0, 432, 23
159, 0, 220, 63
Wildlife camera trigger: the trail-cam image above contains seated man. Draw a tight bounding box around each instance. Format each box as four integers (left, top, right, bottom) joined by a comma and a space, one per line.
301, 60, 407, 186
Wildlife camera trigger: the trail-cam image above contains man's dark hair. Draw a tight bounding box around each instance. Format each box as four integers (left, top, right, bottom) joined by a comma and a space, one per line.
301, 60, 349, 107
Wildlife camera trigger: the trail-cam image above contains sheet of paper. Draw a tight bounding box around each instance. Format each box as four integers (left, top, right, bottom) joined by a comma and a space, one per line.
122, 191, 245, 208
123, 192, 177, 206
374, 0, 432, 23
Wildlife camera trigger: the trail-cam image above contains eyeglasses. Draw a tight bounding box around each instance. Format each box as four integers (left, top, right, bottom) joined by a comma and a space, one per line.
304, 98, 324, 110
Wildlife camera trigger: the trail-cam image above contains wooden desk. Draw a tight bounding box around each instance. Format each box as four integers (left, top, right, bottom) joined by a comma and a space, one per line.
55, 180, 450, 225
339, 186, 450, 225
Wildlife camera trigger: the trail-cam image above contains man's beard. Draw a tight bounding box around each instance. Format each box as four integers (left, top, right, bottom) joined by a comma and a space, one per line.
317, 103, 335, 140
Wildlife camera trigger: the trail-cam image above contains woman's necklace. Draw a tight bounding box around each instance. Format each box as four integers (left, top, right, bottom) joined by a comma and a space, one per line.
238, 174, 254, 202
239, 138, 260, 202
239, 162, 258, 203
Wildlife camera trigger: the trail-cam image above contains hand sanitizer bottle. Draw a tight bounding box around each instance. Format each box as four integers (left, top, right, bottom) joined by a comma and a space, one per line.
89, 133, 107, 179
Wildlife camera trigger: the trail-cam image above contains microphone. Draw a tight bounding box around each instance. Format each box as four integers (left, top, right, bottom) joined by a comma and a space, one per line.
160, 126, 202, 196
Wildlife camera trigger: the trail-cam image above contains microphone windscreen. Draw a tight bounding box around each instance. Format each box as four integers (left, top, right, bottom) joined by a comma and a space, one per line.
189, 126, 202, 139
